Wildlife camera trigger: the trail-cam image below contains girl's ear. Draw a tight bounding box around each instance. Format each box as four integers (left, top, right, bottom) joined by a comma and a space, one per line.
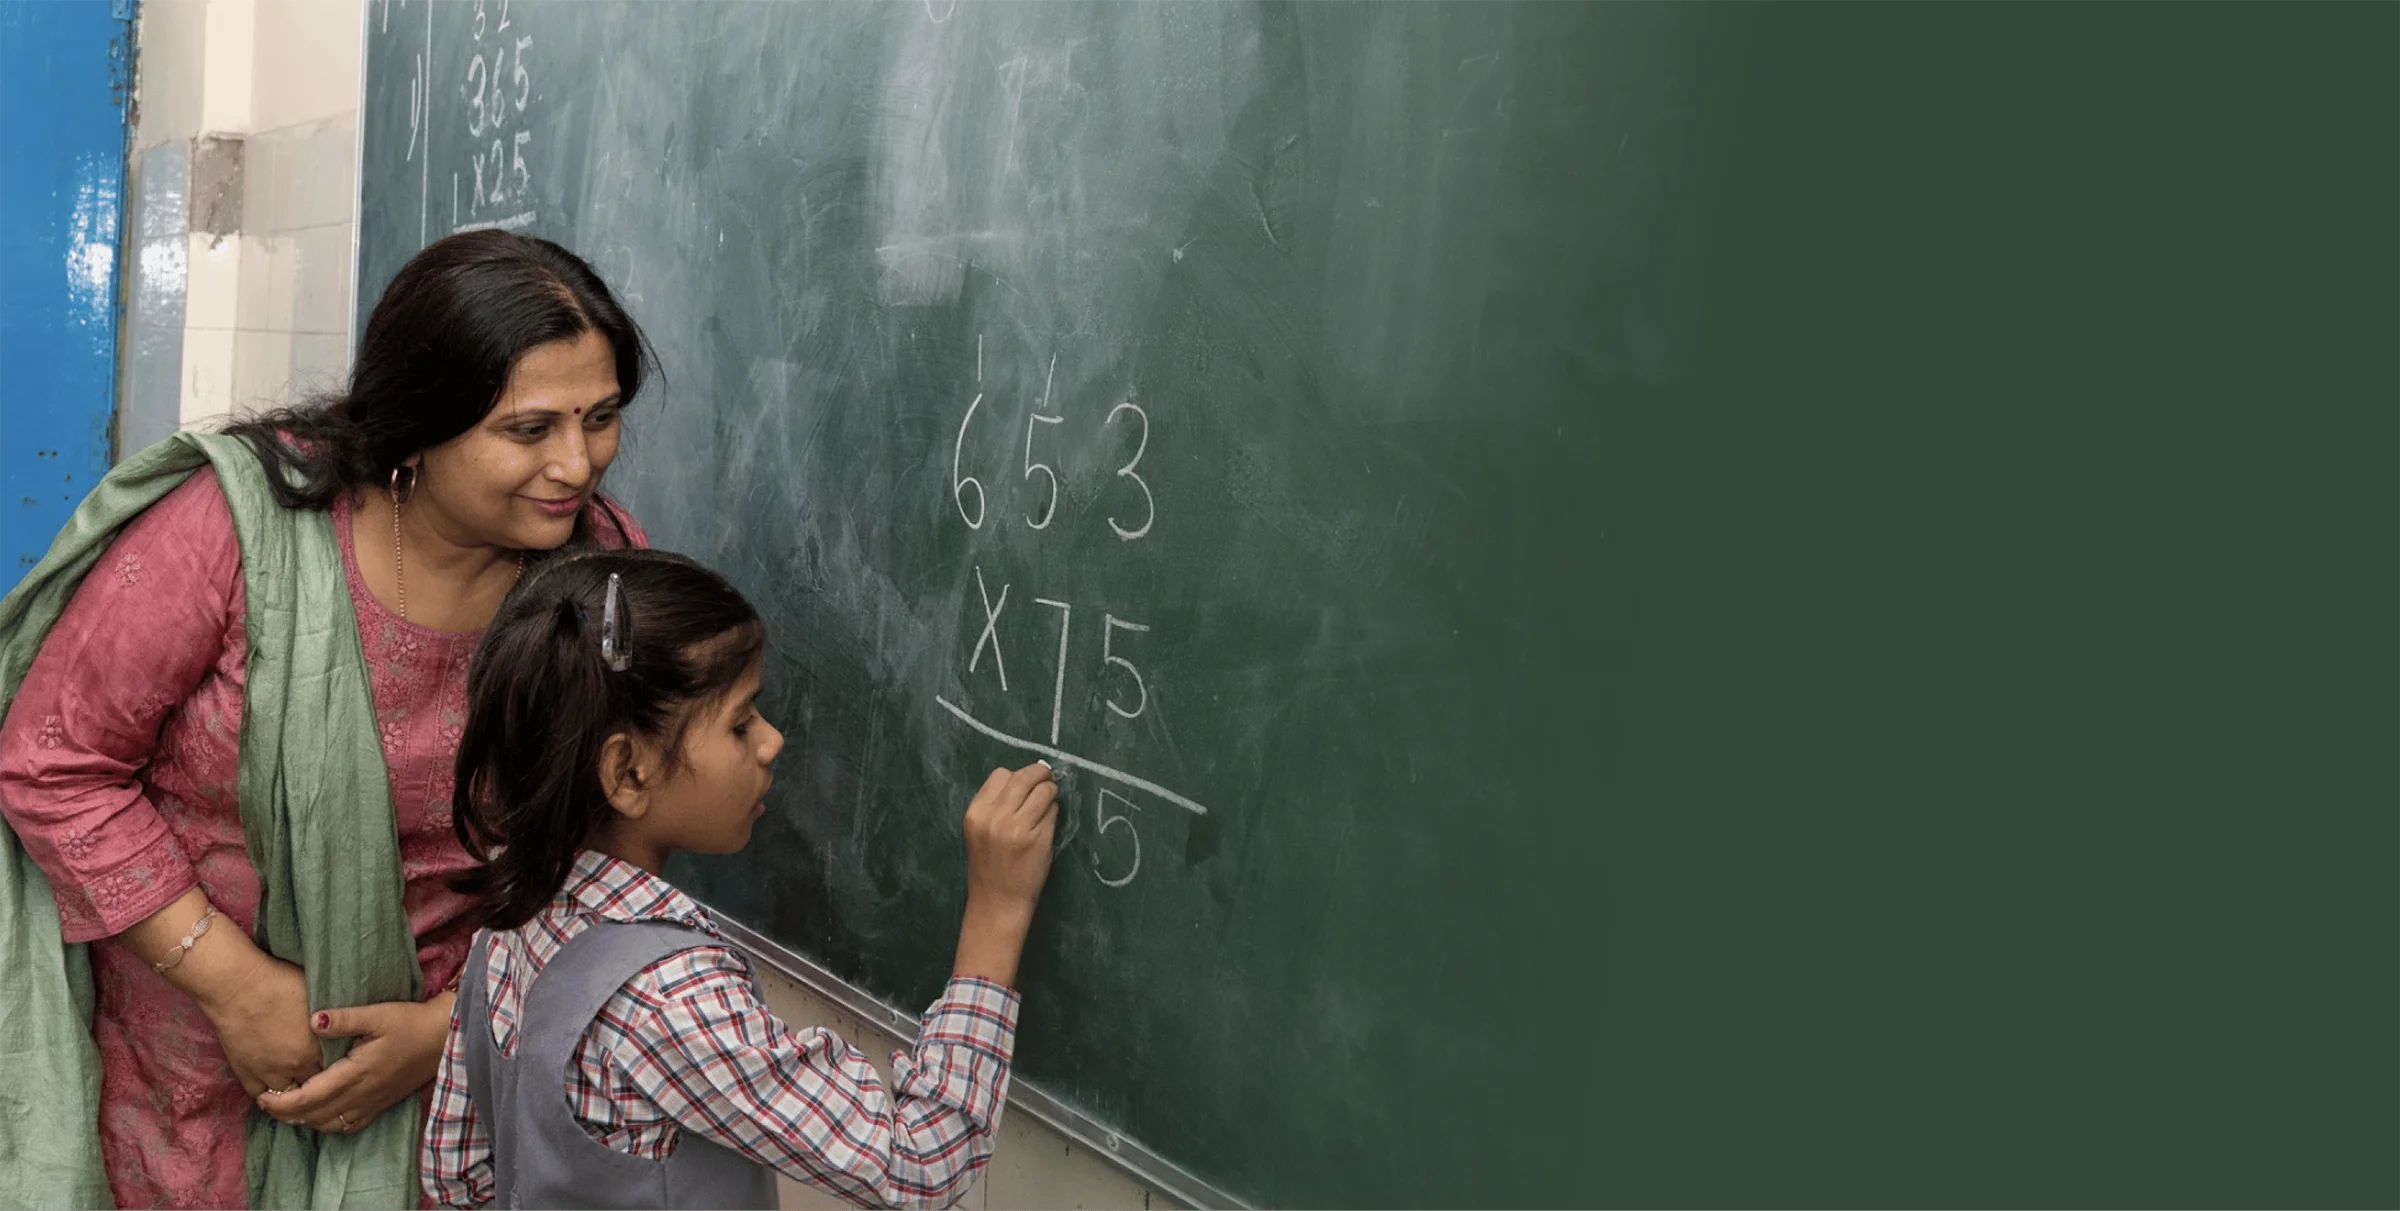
598, 731, 651, 820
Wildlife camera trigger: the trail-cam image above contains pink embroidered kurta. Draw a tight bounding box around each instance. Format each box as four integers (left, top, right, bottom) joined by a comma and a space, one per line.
0, 469, 645, 1210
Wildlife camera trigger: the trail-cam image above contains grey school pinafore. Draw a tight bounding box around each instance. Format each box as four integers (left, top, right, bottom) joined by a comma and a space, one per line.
457, 922, 780, 1210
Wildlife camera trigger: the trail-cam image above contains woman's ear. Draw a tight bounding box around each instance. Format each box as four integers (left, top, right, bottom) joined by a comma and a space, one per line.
598, 732, 651, 820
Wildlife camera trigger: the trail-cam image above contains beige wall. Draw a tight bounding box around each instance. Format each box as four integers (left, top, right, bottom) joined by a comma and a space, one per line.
122, 6, 1184, 1207
126, 0, 362, 443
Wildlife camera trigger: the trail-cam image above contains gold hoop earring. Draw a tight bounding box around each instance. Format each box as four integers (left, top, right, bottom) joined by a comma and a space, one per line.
389, 466, 416, 507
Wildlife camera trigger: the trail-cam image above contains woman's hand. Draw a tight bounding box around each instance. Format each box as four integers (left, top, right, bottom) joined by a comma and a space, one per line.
193, 954, 324, 1098
255, 994, 456, 1135
127, 888, 321, 1097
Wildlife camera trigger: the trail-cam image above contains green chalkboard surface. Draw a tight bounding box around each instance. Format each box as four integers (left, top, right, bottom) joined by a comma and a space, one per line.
359, 4, 2396, 1206
363, 4, 1691, 1202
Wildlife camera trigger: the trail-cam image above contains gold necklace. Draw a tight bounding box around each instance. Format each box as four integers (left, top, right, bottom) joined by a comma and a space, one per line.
392, 483, 525, 622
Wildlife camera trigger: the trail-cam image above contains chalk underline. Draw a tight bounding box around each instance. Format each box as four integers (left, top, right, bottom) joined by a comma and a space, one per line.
452, 209, 537, 235
933, 696, 1210, 816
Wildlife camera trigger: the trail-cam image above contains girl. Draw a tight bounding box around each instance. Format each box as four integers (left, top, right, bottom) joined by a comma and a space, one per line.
424, 550, 1057, 1210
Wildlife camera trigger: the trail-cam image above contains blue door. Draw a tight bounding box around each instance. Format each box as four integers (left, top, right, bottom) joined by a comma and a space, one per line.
0, 1, 134, 594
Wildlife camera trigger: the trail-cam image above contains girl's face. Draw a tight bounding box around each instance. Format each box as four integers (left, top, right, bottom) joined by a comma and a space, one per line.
645, 658, 783, 857
407, 328, 623, 552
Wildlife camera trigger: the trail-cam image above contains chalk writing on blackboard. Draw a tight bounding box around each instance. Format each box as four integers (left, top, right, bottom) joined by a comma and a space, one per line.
933, 697, 1209, 822
450, 0, 537, 235
939, 335, 1203, 890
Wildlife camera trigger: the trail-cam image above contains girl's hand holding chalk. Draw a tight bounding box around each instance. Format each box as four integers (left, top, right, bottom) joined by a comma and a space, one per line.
1041, 759, 1081, 855
952, 761, 1058, 987
963, 762, 1057, 911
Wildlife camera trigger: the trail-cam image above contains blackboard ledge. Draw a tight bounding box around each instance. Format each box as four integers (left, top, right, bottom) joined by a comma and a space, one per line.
702, 903, 1251, 1211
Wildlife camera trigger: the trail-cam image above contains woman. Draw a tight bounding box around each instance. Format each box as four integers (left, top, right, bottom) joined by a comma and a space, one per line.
0, 230, 653, 1209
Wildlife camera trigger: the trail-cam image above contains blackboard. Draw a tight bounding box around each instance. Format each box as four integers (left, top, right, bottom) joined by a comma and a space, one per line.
358, 3, 2397, 1206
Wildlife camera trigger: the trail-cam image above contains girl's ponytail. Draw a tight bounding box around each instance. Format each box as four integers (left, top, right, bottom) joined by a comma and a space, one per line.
451, 550, 764, 931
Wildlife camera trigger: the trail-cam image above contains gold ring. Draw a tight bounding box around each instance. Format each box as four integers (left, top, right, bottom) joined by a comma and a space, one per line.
337, 1112, 354, 1131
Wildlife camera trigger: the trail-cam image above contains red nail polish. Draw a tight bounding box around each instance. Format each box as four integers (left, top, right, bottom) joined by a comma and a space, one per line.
313, 1012, 329, 1031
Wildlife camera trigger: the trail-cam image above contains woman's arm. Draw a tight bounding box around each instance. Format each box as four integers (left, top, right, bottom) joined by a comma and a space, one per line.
0, 471, 321, 1094
123, 886, 322, 1095
0, 480, 225, 942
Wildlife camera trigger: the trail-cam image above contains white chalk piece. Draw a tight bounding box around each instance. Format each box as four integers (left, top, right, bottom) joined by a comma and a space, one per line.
1037, 759, 1078, 855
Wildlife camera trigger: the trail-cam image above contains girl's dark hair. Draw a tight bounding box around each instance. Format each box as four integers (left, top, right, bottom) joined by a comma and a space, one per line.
221, 229, 654, 538
451, 549, 765, 931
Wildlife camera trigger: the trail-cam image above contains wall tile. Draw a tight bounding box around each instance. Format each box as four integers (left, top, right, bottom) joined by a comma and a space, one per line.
287, 331, 348, 397
235, 232, 293, 332
121, 143, 191, 455
230, 327, 296, 417
289, 221, 353, 335
184, 230, 241, 329
132, 0, 208, 149
133, 141, 189, 241
178, 325, 237, 429
231, 224, 346, 336
245, 117, 355, 232
121, 235, 189, 455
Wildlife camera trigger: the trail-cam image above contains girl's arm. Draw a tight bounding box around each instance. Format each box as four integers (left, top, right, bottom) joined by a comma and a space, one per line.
421, 994, 495, 1209
609, 764, 1053, 1207
612, 950, 1020, 1210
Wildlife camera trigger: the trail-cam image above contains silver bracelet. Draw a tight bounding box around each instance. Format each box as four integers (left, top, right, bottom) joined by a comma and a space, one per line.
151, 905, 218, 974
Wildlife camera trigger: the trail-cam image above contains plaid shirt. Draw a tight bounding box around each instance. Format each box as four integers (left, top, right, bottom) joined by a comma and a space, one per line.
421, 851, 1020, 1209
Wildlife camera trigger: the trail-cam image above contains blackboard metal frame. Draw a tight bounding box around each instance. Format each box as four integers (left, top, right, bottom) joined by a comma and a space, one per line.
705, 905, 1252, 1211
344, 0, 368, 360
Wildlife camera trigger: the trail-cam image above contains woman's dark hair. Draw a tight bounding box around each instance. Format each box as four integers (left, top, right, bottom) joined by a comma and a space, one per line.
221, 229, 654, 540
451, 549, 765, 931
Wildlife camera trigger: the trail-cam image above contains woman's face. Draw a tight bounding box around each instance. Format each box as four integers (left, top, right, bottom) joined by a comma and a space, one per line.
409, 328, 624, 552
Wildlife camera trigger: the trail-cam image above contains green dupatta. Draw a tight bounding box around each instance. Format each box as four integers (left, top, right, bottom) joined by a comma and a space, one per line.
0, 433, 421, 1210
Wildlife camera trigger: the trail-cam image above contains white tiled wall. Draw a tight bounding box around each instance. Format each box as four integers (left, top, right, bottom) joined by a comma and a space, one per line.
123, 0, 362, 443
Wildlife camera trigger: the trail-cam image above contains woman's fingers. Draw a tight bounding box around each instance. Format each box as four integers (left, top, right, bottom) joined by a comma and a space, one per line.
231, 1059, 318, 1102
312, 1003, 402, 1040
318, 1105, 375, 1134
256, 1057, 358, 1124
255, 996, 447, 1134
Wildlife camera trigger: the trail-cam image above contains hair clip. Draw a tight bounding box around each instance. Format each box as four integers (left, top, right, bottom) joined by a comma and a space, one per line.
599, 572, 631, 672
